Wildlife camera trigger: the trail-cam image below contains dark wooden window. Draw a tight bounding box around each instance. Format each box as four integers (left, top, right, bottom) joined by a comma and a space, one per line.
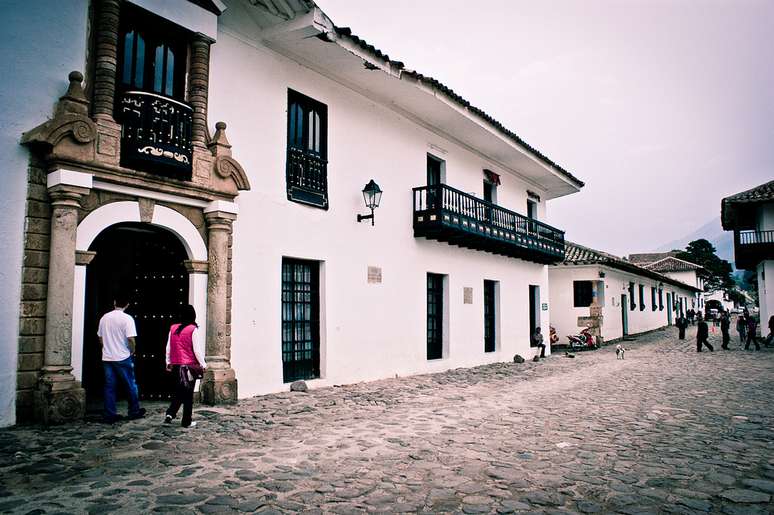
639, 284, 645, 311
484, 280, 496, 353
286, 89, 328, 209
651, 287, 657, 311
529, 285, 540, 346
118, 5, 188, 101
426, 155, 443, 210
427, 273, 444, 360
629, 282, 636, 311
483, 181, 495, 204
527, 199, 538, 219
658, 289, 664, 311
281, 258, 320, 382
573, 281, 594, 307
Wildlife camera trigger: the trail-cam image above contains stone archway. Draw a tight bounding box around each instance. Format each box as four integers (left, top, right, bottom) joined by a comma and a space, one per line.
72, 202, 209, 387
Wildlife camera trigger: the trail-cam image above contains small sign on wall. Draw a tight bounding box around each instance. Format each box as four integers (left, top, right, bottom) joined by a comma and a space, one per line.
463, 287, 473, 304
541, 303, 548, 311
367, 266, 382, 284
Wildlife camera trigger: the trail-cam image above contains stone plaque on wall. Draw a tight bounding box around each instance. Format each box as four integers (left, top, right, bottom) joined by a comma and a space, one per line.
463, 287, 473, 304
367, 266, 382, 284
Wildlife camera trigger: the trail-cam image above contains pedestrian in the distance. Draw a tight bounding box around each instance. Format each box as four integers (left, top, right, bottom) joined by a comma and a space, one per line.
745, 315, 760, 351
766, 315, 774, 347
97, 293, 146, 423
164, 304, 207, 428
676, 314, 688, 340
696, 314, 713, 352
687, 309, 695, 326
720, 311, 730, 350
532, 327, 546, 359
736, 314, 747, 345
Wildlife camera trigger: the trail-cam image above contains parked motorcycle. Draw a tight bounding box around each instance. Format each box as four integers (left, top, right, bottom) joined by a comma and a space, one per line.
566, 328, 598, 351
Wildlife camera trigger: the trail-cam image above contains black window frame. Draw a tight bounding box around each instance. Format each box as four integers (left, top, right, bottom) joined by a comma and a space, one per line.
651, 287, 657, 311
573, 280, 594, 308
427, 273, 444, 360
639, 284, 645, 311
484, 280, 496, 353
117, 4, 189, 102
281, 258, 321, 383
658, 289, 664, 311
629, 282, 636, 311
286, 89, 329, 209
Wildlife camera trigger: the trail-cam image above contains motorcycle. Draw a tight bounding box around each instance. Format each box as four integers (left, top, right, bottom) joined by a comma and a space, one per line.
566, 328, 598, 351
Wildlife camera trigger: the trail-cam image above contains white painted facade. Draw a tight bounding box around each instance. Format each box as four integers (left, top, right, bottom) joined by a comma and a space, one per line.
660, 270, 704, 310
209, 13, 573, 397
0, 0, 583, 424
0, 0, 90, 427
756, 203, 774, 329
549, 265, 698, 344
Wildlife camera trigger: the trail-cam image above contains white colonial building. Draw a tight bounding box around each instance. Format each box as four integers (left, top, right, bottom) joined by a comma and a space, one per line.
549, 243, 701, 343
628, 252, 706, 312
722, 180, 774, 328
0, 0, 583, 426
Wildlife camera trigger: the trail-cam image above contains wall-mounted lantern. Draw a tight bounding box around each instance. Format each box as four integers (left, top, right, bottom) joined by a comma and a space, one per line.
357, 179, 382, 226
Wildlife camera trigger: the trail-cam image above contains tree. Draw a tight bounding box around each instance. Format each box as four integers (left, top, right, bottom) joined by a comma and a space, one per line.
676, 239, 734, 293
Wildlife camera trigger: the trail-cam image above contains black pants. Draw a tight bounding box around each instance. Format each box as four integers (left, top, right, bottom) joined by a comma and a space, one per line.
745, 332, 760, 351
536, 343, 546, 358
697, 337, 713, 352
166, 365, 195, 427
678, 328, 686, 340
721, 330, 730, 348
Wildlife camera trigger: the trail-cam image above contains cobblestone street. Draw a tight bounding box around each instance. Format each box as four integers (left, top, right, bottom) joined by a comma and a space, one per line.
1, 326, 773, 514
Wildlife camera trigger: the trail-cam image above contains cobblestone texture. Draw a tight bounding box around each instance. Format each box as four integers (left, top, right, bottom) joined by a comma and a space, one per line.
1, 325, 772, 514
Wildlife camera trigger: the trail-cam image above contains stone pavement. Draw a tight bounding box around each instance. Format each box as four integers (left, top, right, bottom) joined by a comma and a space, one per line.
1, 326, 773, 514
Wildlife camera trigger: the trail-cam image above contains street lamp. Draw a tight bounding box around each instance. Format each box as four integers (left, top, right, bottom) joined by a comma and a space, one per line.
357, 179, 382, 226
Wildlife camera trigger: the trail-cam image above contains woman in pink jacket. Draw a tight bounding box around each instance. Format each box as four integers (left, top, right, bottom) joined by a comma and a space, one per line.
164, 304, 206, 428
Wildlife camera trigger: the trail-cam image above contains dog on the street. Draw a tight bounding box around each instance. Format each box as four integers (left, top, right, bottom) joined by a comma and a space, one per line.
616, 344, 625, 360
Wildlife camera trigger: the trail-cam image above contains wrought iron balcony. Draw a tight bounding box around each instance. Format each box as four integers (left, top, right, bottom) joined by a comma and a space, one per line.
118, 91, 193, 179
734, 229, 774, 269
413, 184, 565, 264
286, 146, 328, 209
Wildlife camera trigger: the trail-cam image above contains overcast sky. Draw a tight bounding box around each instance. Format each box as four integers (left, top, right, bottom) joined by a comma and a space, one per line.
316, 0, 774, 256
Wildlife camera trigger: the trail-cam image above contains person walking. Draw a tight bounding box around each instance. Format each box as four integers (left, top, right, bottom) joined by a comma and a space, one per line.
696, 314, 713, 352
532, 327, 546, 358
164, 304, 207, 428
687, 309, 695, 326
745, 315, 760, 351
720, 311, 731, 350
97, 293, 146, 423
765, 315, 774, 347
676, 314, 688, 340
736, 314, 747, 345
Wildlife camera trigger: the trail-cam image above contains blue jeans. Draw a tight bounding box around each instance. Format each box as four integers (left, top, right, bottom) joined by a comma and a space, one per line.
103, 357, 141, 419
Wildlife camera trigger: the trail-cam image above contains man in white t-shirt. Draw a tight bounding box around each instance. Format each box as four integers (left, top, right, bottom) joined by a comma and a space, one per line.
97, 294, 146, 423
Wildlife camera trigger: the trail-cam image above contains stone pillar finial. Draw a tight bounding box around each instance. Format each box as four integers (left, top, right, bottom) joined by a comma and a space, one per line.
35, 178, 91, 424
189, 36, 212, 147
201, 207, 238, 404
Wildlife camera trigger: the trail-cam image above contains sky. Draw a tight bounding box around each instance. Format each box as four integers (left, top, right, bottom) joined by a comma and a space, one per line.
315, 0, 774, 256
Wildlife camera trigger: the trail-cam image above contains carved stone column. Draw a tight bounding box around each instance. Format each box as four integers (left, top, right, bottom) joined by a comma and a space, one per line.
35, 170, 93, 424
92, 0, 121, 121
201, 201, 238, 404
188, 36, 212, 147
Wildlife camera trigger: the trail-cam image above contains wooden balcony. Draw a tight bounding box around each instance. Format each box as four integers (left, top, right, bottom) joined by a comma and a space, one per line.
286, 147, 329, 209
734, 229, 774, 269
413, 184, 565, 264
118, 91, 193, 180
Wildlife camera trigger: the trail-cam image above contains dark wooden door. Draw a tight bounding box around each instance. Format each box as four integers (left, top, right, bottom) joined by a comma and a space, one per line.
427, 155, 442, 210
84, 223, 188, 402
427, 273, 444, 360
484, 280, 496, 352
281, 258, 320, 382
529, 285, 540, 346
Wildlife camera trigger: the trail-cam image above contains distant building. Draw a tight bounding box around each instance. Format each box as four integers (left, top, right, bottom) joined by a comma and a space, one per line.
549, 243, 701, 344
722, 180, 774, 326
0, 0, 583, 426
628, 253, 707, 311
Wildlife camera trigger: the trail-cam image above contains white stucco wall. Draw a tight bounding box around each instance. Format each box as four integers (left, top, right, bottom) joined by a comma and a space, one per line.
759, 260, 773, 332
208, 29, 555, 397
549, 265, 695, 344
0, 1, 89, 427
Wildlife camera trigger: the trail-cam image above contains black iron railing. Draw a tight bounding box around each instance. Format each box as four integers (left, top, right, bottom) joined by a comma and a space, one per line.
738, 230, 774, 245
286, 146, 328, 209
118, 91, 193, 179
413, 184, 565, 262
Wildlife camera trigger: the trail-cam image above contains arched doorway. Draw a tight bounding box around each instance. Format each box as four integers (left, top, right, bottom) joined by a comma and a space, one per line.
82, 222, 189, 404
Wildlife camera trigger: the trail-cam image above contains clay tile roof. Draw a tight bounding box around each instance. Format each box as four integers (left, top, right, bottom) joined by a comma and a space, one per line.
332, 26, 584, 189
560, 242, 701, 292
722, 179, 774, 228
627, 251, 680, 265
644, 256, 703, 273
